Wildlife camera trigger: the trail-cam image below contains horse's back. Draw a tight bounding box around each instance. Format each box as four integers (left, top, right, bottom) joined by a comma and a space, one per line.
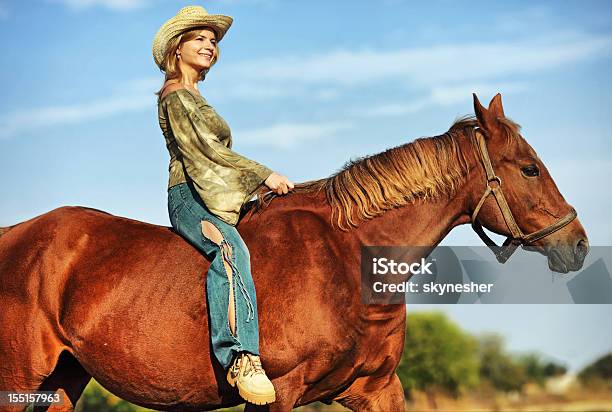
0, 205, 195, 295
0, 204, 387, 408
0, 206, 238, 407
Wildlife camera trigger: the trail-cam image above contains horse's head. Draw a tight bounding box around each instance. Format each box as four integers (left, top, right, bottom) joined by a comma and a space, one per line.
470, 93, 588, 273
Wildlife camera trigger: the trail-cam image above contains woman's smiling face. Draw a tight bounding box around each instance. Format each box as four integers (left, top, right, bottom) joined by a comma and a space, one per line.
178, 28, 218, 71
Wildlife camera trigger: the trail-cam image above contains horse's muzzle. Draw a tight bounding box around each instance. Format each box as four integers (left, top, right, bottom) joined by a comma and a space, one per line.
541, 237, 589, 274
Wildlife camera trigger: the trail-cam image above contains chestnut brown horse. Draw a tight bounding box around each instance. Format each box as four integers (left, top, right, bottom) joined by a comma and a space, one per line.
0, 94, 588, 412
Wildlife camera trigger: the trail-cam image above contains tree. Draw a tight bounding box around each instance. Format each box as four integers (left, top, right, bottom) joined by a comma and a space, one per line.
478, 334, 527, 393
397, 312, 479, 409
518, 353, 567, 386
579, 353, 612, 382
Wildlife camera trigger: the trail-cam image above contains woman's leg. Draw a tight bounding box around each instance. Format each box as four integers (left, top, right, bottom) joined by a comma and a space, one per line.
199, 218, 261, 368
200, 222, 237, 336
168, 182, 260, 369
169, 182, 275, 405
201, 222, 277, 406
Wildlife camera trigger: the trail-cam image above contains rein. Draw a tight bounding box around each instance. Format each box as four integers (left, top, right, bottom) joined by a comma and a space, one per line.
470, 128, 577, 263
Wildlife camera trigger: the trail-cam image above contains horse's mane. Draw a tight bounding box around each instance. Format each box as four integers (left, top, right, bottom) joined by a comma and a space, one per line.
253, 115, 521, 230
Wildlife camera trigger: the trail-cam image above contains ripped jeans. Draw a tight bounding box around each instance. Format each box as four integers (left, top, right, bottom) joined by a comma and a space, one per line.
168, 181, 260, 370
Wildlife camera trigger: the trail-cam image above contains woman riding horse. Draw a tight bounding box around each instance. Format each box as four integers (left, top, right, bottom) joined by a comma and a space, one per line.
153, 5, 294, 406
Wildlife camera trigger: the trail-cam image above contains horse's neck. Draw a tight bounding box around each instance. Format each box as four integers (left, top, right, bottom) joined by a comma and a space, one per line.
353, 188, 473, 247
354, 142, 481, 247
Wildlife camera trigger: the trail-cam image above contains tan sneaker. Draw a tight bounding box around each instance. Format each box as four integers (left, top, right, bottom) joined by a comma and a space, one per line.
226, 353, 276, 405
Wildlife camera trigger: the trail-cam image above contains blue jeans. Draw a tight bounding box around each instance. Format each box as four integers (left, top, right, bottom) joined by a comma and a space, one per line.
167, 181, 260, 370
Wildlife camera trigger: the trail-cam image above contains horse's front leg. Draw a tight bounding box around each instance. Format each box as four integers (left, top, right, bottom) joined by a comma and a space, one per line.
243, 368, 305, 412
335, 373, 406, 412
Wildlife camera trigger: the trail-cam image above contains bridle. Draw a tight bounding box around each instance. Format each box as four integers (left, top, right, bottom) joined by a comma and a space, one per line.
470, 128, 577, 263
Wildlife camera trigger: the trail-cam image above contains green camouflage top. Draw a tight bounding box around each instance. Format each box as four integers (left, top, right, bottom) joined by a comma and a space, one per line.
158, 88, 273, 226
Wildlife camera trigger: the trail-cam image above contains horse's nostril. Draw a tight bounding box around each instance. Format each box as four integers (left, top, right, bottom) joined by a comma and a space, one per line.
575, 238, 589, 257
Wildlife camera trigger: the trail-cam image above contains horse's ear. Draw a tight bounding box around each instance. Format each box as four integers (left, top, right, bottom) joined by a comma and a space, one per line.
473, 93, 486, 117
473, 93, 499, 136
488, 93, 505, 118
474, 93, 490, 129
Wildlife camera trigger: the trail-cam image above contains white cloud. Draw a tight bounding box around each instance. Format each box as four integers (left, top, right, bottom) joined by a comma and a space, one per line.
364, 81, 528, 117
0, 75, 165, 139
0, 83, 351, 145
218, 31, 612, 92
235, 121, 354, 149
3, 31, 610, 139
49, 0, 146, 11
0, 94, 151, 139
212, 82, 299, 101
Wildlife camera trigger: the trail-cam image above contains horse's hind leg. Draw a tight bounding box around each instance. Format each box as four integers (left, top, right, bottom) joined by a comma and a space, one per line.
0, 311, 59, 411
0, 308, 90, 412
33, 351, 91, 412
0, 347, 89, 412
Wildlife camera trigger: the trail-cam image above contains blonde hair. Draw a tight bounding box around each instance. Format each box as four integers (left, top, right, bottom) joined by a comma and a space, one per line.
155, 27, 220, 99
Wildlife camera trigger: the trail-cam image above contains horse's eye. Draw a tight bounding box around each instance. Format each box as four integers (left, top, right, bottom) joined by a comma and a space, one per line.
521, 165, 540, 177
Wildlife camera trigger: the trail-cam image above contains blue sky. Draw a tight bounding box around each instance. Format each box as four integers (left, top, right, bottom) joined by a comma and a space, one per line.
1, 0, 611, 372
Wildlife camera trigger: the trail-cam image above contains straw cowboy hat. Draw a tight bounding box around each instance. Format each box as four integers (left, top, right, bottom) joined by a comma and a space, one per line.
152, 5, 233, 70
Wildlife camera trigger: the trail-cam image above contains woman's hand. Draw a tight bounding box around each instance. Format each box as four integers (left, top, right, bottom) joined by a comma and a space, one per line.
264, 172, 295, 195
